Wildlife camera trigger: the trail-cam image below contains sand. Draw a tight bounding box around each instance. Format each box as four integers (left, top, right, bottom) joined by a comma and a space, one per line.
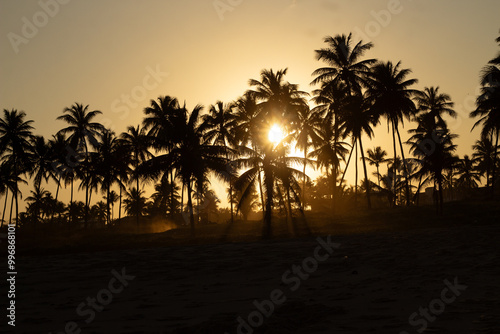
11, 223, 500, 333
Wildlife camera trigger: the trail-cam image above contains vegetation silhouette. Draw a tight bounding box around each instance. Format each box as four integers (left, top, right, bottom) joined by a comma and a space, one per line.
1, 31, 499, 240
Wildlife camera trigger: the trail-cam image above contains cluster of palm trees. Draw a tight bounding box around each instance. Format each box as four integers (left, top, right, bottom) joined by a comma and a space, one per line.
1, 32, 499, 236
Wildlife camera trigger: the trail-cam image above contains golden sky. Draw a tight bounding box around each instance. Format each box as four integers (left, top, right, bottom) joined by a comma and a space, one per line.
1, 0, 499, 207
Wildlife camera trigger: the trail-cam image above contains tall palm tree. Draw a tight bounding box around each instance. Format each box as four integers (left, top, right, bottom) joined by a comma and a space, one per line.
141, 104, 229, 235
364, 146, 389, 187
0, 109, 34, 226
95, 129, 122, 225
455, 155, 481, 190
123, 188, 149, 218
201, 101, 238, 223
472, 137, 497, 187
143, 96, 183, 215
249, 68, 309, 135
311, 33, 376, 96
57, 103, 104, 227
408, 114, 458, 214
120, 125, 151, 225
470, 35, 500, 195
339, 93, 378, 208
29, 135, 58, 191
414, 87, 456, 129
294, 104, 321, 209
25, 187, 50, 226
105, 190, 118, 221
366, 61, 418, 205
235, 141, 306, 238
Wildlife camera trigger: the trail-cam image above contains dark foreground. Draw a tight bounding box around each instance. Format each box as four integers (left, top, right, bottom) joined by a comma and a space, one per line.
4, 200, 500, 333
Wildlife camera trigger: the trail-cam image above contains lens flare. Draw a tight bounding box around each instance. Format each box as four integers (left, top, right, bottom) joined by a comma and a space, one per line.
268, 124, 284, 145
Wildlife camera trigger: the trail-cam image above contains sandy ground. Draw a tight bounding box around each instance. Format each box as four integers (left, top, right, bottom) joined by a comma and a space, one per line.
9, 223, 500, 333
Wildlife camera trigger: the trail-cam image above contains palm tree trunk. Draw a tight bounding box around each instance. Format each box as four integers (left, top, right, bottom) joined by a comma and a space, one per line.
181, 183, 184, 214
358, 136, 372, 209
302, 147, 307, 211
396, 127, 411, 206
1, 189, 8, 228
187, 181, 195, 236
340, 139, 356, 188
491, 129, 499, 197
136, 163, 139, 226
391, 122, 397, 206
9, 189, 14, 226
15, 187, 19, 228
355, 140, 358, 205
106, 185, 110, 225
263, 173, 273, 239
170, 170, 174, 216
258, 170, 265, 221
118, 179, 122, 221
376, 165, 381, 187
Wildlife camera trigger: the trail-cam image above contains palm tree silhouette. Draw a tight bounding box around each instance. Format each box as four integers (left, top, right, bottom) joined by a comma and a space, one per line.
25, 187, 50, 226
120, 125, 151, 226
57, 103, 104, 227
29, 135, 58, 191
123, 187, 149, 218
201, 101, 238, 223
366, 61, 418, 206
142, 104, 229, 235
455, 155, 481, 190
235, 141, 305, 238
364, 146, 389, 187
408, 114, 458, 214
472, 137, 497, 187
471, 35, 500, 195
339, 93, 378, 208
311, 33, 375, 96
0, 109, 34, 226
95, 129, 122, 225
294, 104, 321, 209
414, 87, 456, 129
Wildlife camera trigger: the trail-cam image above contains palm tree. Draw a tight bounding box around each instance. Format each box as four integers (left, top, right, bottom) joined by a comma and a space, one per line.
311, 33, 376, 96
141, 104, 229, 235
408, 114, 458, 214
201, 101, 238, 223
57, 103, 104, 227
364, 146, 389, 187
472, 137, 497, 187
414, 87, 456, 129
294, 104, 321, 209
249, 68, 309, 135
366, 61, 418, 205
143, 96, 182, 215
95, 129, 122, 225
123, 188, 149, 218
29, 136, 58, 191
0, 109, 34, 226
235, 141, 306, 238
339, 93, 378, 208
455, 155, 481, 190
105, 190, 118, 221
120, 125, 151, 225
470, 35, 500, 195
25, 187, 50, 226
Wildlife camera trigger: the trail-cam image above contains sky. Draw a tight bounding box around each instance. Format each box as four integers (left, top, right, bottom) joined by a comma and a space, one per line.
1, 0, 499, 209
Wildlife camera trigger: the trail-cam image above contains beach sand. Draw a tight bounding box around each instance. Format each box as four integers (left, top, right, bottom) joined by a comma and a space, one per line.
11, 221, 500, 333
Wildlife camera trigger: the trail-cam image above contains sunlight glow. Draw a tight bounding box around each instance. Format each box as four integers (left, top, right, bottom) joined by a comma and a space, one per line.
268, 124, 285, 145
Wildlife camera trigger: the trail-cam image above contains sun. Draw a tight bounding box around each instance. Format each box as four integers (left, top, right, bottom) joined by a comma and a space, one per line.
268, 124, 285, 145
